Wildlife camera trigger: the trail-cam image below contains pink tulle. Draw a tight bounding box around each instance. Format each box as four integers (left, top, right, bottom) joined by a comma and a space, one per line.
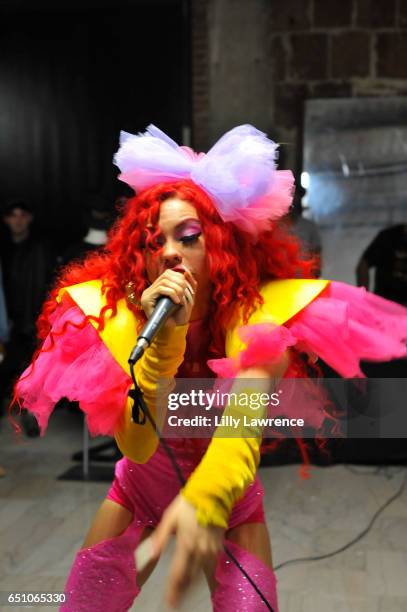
16, 298, 132, 437
248, 169, 295, 219
114, 124, 294, 236
209, 281, 407, 380
290, 282, 407, 378
208, 324, 297, 377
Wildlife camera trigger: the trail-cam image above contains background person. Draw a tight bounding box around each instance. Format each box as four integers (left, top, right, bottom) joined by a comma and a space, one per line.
0, 200, 54, 436
356, 223, 407, 306
58, 194, 113, 267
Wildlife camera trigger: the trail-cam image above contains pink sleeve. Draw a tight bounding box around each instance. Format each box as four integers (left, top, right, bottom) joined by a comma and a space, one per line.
16, 298, 132, 437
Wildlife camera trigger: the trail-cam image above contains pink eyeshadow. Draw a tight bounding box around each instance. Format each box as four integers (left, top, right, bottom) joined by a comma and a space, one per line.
175, 220, 202, 238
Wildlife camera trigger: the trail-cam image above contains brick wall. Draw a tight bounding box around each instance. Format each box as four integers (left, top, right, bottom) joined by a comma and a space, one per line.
191, 0, 407, 168
270, 0, 407, 170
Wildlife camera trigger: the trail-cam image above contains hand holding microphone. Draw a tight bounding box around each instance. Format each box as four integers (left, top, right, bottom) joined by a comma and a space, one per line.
129, 266, 197, 364
141, 266, 196, 327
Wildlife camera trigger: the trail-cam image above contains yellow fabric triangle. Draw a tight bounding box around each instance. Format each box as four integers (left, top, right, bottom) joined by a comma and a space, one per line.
59, 280, 138, 375
225, 278, 330, 358
60, 277, 330, 368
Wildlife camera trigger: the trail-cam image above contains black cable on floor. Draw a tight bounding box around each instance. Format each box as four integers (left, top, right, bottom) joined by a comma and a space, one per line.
274, 465, 407, 571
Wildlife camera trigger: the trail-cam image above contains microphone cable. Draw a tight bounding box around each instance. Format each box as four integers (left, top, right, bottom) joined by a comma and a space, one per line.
128, 361, 275, 612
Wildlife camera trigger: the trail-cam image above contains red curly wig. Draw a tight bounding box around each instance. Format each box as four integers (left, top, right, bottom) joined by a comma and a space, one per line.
36, 179, 317, 359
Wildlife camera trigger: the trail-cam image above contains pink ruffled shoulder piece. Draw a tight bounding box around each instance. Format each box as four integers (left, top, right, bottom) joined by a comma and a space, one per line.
16, 297, 132, 437
289, 281, 407, 377
208, 325, 329, 432
209, 281, 407, 380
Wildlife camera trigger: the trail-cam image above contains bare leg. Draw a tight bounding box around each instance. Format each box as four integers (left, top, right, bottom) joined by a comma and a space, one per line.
204, 522, 273, 593
226, 521, 273, 568
82, 499, 133, 548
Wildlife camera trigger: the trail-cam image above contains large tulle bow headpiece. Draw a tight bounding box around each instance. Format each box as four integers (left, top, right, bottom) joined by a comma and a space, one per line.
114, 124, 294, 236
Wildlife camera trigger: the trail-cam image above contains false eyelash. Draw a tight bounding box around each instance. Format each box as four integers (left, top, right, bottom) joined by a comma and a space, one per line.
180, 232, 201, 244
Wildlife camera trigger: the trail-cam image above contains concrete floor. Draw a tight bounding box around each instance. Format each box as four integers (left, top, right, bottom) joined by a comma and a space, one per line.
0, 407, 407, 612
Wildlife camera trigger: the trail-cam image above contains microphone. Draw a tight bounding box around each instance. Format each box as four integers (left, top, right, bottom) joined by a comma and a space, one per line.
128, 296, 180, 364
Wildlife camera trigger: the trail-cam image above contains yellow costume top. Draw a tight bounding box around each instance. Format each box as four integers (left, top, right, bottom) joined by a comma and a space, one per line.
60, 278, 329, 528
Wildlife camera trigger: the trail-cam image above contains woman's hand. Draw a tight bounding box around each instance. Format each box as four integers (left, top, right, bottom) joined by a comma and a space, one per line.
140, 267, 197, 327
150, 494, 224, 608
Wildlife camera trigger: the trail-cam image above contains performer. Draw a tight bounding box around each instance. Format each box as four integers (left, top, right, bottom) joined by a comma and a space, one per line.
15, 126, 407, 611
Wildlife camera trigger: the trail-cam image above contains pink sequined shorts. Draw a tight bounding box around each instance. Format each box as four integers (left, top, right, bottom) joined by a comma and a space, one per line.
106, 440, 265, 529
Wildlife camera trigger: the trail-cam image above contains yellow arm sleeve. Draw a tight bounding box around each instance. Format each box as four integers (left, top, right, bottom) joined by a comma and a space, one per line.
115, 323, 189, 463
182, 436, 261, 530
181, 378, 271, 529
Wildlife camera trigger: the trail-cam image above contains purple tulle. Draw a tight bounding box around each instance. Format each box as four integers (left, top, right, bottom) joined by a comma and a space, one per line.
114, 124, 294, 235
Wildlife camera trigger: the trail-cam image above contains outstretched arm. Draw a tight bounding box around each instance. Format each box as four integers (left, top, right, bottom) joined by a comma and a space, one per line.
151, 354, 289, 608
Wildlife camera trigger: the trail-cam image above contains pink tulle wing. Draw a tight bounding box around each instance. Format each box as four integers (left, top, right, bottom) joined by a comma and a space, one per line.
209, 281, 407, 380
208, 282, 407, 435
16, 300, 132, 437
288, 282, 407, 377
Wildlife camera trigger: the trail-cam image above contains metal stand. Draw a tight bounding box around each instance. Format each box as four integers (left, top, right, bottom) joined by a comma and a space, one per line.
58, 415, 121, 482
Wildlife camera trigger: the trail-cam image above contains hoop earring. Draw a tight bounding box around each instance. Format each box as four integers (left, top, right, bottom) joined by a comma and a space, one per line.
125, 281, 143, 310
